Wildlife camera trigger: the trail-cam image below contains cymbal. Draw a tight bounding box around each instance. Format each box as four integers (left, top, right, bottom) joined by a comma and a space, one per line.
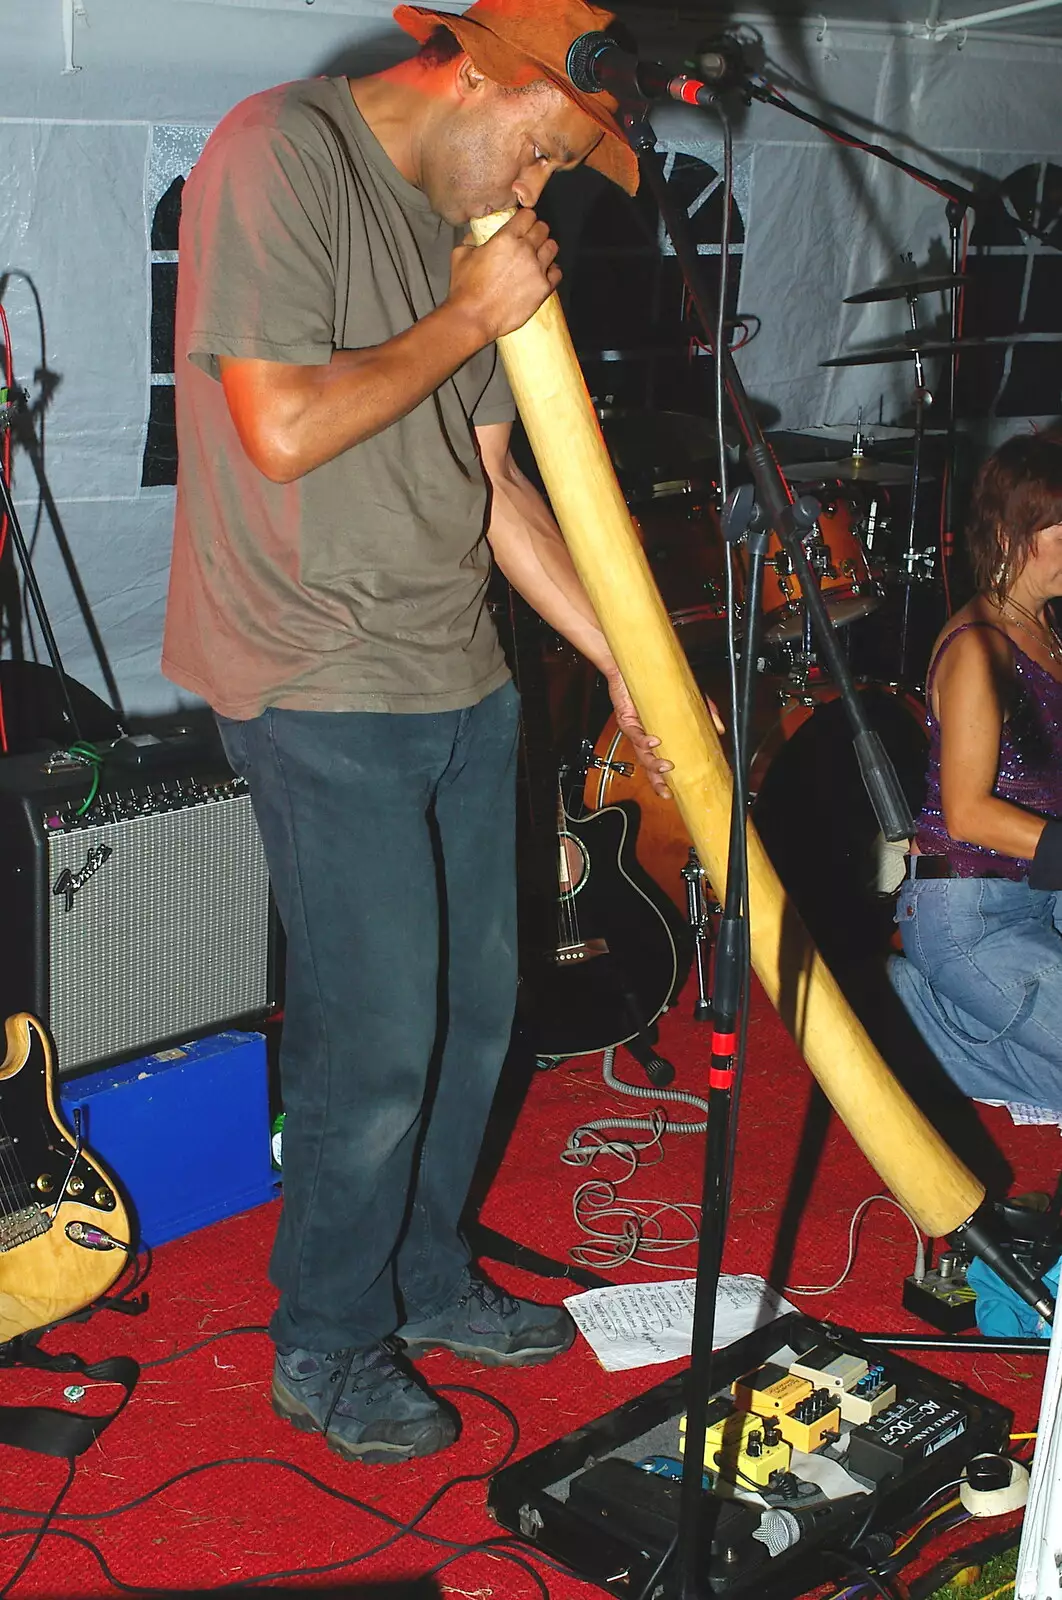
821, 333, 1062, 368
766, 425, 947, 472
796, 423, 948, 442
786, 456, 925, 485
595, 407, 720, 476
844, 272, 967, 304
765, 430, 853, 465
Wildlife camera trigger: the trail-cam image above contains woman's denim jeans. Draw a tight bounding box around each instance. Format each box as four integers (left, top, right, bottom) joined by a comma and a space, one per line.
217, 681, 521, 1352
889, 875, 1062, 1111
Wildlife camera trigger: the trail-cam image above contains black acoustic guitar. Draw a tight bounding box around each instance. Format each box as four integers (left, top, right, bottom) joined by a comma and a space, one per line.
520, 780, 693, 1060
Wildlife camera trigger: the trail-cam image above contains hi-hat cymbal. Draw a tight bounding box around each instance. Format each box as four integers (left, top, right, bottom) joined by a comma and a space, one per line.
765, 430, 853, 465
821, 333, 1062, 368
796, 423, 948, 442
787, 456, 925, 485
595, 408, 721, 476
844, 272, 967, 304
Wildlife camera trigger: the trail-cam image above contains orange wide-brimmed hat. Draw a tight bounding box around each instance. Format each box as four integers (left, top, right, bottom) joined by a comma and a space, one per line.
393, 0, 640, 194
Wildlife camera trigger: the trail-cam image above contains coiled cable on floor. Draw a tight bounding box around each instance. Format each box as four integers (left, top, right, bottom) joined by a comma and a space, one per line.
563, 1045, 709, 1150
561, 1046, 709, 1270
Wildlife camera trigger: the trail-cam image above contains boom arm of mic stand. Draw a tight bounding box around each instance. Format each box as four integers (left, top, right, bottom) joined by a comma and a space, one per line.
744, 79, 1059, 250
624, 111, 915, 843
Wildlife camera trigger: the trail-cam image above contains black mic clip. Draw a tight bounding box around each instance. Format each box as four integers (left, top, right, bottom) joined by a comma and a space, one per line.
565, 30, 734, 110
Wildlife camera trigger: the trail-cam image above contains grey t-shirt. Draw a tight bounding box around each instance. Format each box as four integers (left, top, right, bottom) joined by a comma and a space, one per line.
163, 76, 514, 718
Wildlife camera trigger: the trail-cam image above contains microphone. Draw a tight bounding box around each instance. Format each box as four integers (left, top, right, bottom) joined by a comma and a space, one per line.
565, 31, 738, 108
752, 1496, 866, 1558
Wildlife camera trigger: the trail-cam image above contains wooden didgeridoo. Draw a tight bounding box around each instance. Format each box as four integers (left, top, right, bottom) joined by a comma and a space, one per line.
472, 209, 984, 1238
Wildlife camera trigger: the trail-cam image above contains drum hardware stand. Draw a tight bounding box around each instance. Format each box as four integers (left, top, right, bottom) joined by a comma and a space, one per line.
942, 196, 967, 558
610, 95, 1056, 1600
681, 849, 717, 1023
797, 564, 818, 683
897, 285, 934, 683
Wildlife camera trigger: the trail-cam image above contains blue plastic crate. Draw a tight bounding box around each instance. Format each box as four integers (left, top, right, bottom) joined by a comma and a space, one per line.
59, 1030, 278, 1247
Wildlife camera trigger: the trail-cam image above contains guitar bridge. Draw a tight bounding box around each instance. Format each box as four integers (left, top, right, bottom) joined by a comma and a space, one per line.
554, 938, 609, 965
0, 1205, 51, 1254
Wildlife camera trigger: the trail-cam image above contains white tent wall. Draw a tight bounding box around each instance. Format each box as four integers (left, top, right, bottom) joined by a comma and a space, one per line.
0, 0, 1060, 714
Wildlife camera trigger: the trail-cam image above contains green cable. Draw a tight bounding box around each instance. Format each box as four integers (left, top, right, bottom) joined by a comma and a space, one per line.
74, 766, 102, 817
68, 742, 104, 817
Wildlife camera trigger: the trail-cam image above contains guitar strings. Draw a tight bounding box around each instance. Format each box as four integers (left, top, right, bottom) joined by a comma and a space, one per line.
555, 774, 583, 951
0, 1107, 27, 1221
0, 1023, 38, 1223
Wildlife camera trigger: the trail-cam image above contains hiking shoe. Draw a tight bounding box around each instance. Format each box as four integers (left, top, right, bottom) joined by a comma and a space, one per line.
271, 1339, 458, 1464
397, 1273, 576, 1367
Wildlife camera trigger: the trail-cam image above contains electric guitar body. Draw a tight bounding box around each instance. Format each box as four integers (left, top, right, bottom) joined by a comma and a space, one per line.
522, 799, 692, 1060
0, 1013, 130, 1342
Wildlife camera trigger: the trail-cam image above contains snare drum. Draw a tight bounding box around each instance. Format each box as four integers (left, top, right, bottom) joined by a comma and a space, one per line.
583, 678, 927, 961
757, 495, 880, 642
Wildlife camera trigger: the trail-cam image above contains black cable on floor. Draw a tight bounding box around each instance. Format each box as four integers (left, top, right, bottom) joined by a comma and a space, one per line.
0, 1459, 75, 1600
0, 1381, 563, 1597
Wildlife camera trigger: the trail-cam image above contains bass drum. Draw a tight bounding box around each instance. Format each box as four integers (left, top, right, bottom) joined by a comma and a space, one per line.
583, 679, 927, 970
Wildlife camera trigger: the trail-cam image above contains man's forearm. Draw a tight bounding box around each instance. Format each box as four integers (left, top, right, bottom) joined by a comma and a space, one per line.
485, 459, 618, 678
220, 300, 487, 483
220, 210, 566, 485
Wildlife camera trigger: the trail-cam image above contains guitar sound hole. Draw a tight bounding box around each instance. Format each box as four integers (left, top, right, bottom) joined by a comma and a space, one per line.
560, 833, 589, 896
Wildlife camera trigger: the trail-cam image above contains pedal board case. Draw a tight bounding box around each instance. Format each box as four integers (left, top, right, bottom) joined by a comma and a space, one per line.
487, 1313, 1011, 1599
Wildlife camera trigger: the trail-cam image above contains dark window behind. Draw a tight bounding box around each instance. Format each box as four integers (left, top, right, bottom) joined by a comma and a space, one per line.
141, 176, 184, 487
956, 162, 1062, 420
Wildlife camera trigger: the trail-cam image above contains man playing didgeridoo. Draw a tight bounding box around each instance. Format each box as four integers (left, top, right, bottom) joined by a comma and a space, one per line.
163, 0, 694, 1464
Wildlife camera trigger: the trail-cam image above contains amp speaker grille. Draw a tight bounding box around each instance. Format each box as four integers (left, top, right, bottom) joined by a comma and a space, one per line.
47, 791, 271, 1073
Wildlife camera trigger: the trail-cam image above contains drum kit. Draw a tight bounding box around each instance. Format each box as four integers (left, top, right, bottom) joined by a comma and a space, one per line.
530, 407, 932, 1021
572, 428, 929, 995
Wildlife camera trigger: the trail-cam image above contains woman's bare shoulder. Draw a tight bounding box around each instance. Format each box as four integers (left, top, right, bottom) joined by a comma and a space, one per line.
930, 599, 1013, 678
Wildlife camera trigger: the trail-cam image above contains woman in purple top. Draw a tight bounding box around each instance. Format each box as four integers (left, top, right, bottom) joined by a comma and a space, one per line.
890, 433, 1062, 1111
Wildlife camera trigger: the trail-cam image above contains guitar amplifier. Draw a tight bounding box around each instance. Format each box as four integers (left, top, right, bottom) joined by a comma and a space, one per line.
0, 736, 278, 1075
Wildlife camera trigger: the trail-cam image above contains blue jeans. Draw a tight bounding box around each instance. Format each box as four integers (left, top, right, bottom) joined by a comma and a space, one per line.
889, 876, 1062, 1112
217, 681, 521, 1352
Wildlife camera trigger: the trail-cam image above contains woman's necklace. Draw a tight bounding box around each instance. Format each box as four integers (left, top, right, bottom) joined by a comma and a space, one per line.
998, 595, 1062, 665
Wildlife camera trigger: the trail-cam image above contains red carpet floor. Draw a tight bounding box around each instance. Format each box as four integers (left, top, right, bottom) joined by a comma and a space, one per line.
4, 976, 1056, 1598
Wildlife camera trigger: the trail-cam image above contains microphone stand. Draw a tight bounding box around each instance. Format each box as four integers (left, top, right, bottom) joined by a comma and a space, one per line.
0, 407, 85, 747
618, 99, 912, 1600
614, 98, 1055, 1600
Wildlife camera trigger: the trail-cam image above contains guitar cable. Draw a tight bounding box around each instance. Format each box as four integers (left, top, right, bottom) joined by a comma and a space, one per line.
0, 1337, 576, 1598
562, 1046, 708, 1270
0, 1459, 75, 1600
